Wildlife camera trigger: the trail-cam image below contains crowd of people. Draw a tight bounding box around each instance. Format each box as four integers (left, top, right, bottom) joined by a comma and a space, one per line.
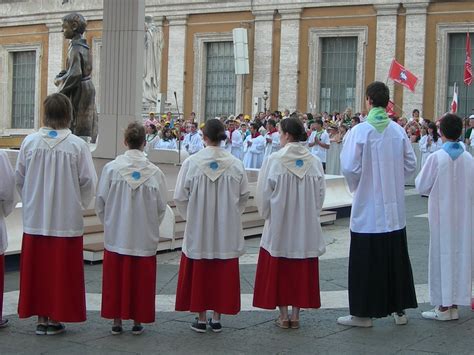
0, 82, 473, 338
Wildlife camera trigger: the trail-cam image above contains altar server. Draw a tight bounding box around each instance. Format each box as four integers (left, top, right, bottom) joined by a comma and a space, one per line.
415, 114, 474, 321
15, 93, 97, 335
264, 119, 281, 158
183, 122, 204, 155
0, 151, 15, 329
155, 127, 177, 150
174, 119, 249, 333
96, 122, 168, 335
338, 82, 418, 328
243, 123, 266, 169
307, 119, 330, 172
253, 117, 326, 329
419, 122, 442, 167
225, 120, 244, 159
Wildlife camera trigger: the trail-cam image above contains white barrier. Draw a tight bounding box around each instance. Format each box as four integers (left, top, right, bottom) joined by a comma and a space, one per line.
147, 149, 189, 165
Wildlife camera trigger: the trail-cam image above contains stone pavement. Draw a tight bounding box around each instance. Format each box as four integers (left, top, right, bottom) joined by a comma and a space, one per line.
2, 190, 474, 354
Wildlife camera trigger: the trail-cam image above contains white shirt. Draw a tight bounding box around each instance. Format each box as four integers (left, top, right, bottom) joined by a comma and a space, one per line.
96, 150, 168, 257
308, 130, 330, 163
155, 138, 177, 150
145, 133, 160, 153
183, 132, 204, 155
0, 151, 15, 254
264, 130, 281, 158
15, 128, 97, 237
226, 129, 244, 159
243, 134, 266, 169
256, 143, 326, 258
340, 121, 416, 233
419, 134, 443, 166
174, 146, 250, 259
415, 149, 474, 306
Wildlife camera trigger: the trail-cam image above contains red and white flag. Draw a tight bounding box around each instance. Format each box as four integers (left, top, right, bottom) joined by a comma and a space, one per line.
464, 32, 472, 86
388, 59, 418, 93
450, 82, 458, 113
386, 100, 395, 116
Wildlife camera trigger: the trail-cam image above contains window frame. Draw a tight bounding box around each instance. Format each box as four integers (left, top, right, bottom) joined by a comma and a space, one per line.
307, 27, 367, 114
0, 43, 42, 135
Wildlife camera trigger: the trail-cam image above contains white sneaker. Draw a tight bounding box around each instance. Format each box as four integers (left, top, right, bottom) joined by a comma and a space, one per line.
392, 312, 408, 325
337, 315, 373, 328
421, 307, 452, 321
450, 308, 459, 320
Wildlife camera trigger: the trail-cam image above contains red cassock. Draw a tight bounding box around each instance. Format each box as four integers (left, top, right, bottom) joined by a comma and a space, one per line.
175, 253, 240, 315
253, 248, 321, 309
18, 234, 86, 322
101, 250, 157, 323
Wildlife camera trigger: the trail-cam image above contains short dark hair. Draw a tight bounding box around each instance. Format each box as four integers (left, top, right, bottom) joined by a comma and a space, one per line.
280, 117, 307, 142
190, 122, 198, 129
124, 122, 146, 150
267, 119, 276, 128
365, 81, 390, 108
149, 124, 157, 134
440, 114, 463, 141
351, 116, 360, 124
314, 118, 323, 126
43, 93, 73, 129
203, 119, 227, 143
62, 13, 87, 34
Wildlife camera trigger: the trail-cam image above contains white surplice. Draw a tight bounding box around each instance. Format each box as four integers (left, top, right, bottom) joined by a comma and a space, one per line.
243, 134, 266, 169
15, 128, 97, 237
225, 129, 244, 160
308, 130, 330, 163
0, 151, 15, 254
174, 146, 250, 259
264, 131, 281, 158
340, 121, 416, 233
256, 143, 326, 258
183, 132, 204, 155
419, 135, 442, 167
155, 138, 177, 150
415, 149, 474, 306
96, 150, 169, 257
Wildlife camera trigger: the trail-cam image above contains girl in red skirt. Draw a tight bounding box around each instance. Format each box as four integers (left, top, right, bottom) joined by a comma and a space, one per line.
174, 119, 249, 333
15, 93, 97, 335
0, 150, 15, 329
253, 117, 326, 329
96, 122, 168, 335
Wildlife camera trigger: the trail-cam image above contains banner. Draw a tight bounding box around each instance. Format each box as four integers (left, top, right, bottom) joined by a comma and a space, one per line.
464, 32, 472, 86
450, 82, 458, 113
388, 59, 418, 93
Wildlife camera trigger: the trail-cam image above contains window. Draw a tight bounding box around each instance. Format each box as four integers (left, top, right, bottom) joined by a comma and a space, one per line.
204, 41, 236, 121
447, 33, 474, 118
11, 51, 36, 129
319, 37, 357, 113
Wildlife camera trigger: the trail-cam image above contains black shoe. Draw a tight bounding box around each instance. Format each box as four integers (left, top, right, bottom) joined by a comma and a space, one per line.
0, 318, 9, 329
111, 325, 123, 335
46, 323, 66, 335
132, 325, 144, 335
208, 319, 222, 333
35, 323, 48, 335
190, 319, 207, 333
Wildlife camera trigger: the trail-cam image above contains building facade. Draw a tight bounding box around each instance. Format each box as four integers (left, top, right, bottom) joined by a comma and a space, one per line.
0, 0, 473, 147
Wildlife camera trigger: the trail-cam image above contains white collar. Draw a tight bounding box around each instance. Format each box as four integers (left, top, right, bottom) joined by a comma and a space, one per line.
115, 149, 159, 189
39, 127, 71, 148
273, 143, 314, 179
192, 146, 235, 182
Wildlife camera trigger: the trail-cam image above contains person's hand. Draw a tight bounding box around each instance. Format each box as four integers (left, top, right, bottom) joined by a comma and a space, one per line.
248, 141, 252, 147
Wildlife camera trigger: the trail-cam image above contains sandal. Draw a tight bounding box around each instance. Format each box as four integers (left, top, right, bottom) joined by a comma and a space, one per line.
290, 319, 300, 329
275, 317, 290, 329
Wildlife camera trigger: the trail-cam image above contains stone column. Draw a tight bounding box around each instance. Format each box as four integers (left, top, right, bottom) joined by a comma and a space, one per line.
374, 4, 399, 96
252, 10, 274, 109
403, 2, 428, 116
46, 23, 64, 95
278, 9, 301, 112
166, 15, 187, 117
93, 0, 145, 158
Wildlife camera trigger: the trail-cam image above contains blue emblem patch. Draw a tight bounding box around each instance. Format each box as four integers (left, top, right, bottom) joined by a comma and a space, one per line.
48, 130, 58, 138
131, 171, 141, 180
210, 162, 219, 170
295, 159, 304, 168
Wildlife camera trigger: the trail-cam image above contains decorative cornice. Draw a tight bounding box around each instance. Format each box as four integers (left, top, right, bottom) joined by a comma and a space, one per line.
373, 4, 399, 16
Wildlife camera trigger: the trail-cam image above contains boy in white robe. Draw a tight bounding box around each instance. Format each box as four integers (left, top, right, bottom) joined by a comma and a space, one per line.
338, 82, 417, 328
243, 123, 266, 169
183, 122, 204, 155
308, 119, 330, 172
263, 119, 281, 158
225, 120, 244, 159
0, 151, 15, 328
96, 122, 168, 335
415, 113, 474, 321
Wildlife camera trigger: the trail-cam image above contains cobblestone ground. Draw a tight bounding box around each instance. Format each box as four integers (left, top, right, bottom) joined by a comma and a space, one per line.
2, 189, 474, 354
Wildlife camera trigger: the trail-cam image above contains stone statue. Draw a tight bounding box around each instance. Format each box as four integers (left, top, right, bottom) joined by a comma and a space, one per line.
143, 16, 163, 110
54, 12, 98, 143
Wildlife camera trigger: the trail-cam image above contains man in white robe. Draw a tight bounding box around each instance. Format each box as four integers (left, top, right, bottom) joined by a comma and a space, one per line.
415, 113, 474, 321
225, 120, 243, 160
307, 119, 330, 172
263, 119, 281, 158
183, 122, 204, 155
